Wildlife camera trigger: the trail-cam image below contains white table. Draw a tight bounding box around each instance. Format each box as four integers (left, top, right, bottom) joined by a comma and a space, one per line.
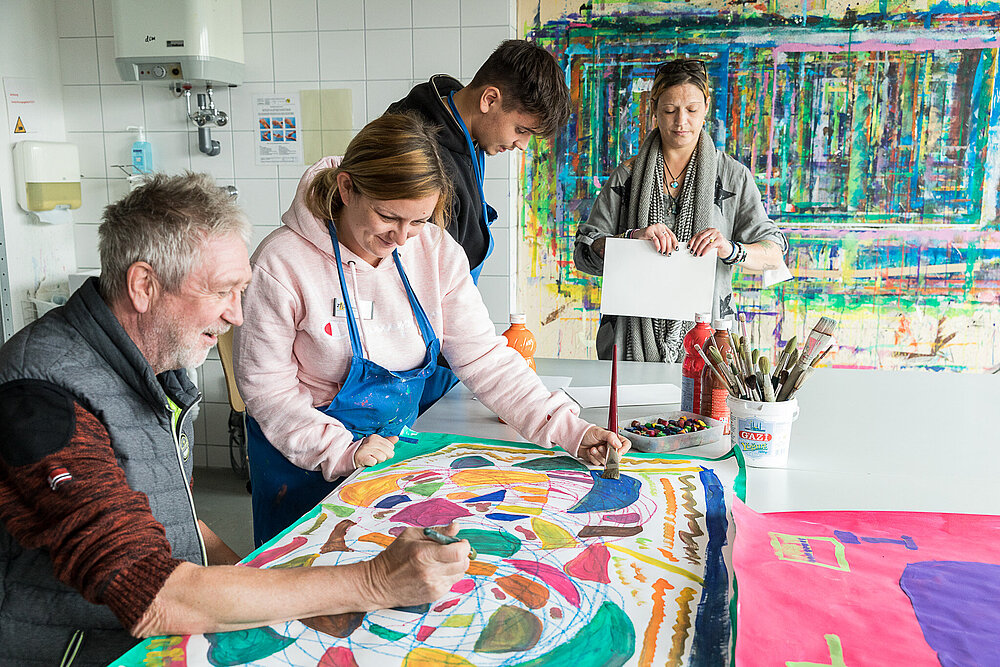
414, 358, 1000, 515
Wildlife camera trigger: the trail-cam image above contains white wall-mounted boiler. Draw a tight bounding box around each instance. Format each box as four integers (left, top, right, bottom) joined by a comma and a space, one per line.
111, 0, 244, 86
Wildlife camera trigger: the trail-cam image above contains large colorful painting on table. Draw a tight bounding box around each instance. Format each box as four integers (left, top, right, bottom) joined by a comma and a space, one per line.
732, 499, 1000, 665
117, 433, 746, 666
516, 0, 1000, 372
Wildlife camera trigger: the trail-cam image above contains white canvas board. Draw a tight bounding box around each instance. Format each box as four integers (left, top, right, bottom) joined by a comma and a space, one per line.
601, 238, 716, 320
540, 375, 573, 392
564, 383, 680, 408
472, 376, 571, 401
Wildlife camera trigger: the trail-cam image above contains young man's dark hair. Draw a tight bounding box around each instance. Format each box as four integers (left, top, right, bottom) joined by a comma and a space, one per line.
468, 39, 571, 136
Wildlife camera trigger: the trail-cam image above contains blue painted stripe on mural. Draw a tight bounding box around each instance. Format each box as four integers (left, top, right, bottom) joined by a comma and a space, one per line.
485, 512, 530, 521
690, 466, 730, 666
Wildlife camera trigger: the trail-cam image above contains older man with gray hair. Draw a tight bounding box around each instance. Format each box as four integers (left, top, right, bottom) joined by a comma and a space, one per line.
0, 173, 469, 666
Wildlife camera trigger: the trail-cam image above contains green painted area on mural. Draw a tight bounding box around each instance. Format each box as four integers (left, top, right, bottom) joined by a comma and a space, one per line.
513, 455, 589, 471
321, 504, 356, 517
205, 627, 295, 666
474, 605, 542, 653
509, 601, 636, 667
441, 614, 475, 628
368, 622, 407, 641
456, 528, 522, 558
301, 512, 328, 535
408, 481, 445, 496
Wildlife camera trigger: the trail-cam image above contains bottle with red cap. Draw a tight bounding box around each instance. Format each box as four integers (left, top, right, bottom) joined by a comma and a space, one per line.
681, 313, 714, 414
501, 313, 536, 371
700, 318, 733, 434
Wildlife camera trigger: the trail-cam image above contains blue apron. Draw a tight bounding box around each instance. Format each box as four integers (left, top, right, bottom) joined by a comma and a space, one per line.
417, 91, 500, 415
247, 221, 440, 546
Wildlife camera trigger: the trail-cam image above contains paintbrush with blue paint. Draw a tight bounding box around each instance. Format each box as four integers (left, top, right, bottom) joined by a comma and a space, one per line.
602, 345, 621, 480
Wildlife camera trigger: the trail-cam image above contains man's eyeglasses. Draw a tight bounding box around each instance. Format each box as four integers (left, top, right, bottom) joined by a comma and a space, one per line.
655, 59, 708, 76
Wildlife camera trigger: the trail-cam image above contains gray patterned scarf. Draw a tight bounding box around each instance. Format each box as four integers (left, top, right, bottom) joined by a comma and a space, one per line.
619, 130, 718, 362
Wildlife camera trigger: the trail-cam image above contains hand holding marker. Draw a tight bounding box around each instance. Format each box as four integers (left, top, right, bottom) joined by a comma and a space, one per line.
424, 527, 477, 560
697, 315, 837, 402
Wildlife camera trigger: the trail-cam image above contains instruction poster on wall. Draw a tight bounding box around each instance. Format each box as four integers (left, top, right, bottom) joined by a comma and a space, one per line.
253, 93, 302, 165
4, 77, 39, 136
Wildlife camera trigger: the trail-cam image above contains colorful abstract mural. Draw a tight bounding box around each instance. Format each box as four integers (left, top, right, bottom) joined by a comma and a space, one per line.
517, 0, 1000, 371
732, 499, 1000, 664
116, 433, 746, 666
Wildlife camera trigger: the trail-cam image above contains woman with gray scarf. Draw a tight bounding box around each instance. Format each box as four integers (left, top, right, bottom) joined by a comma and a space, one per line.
574, 59, 787, 362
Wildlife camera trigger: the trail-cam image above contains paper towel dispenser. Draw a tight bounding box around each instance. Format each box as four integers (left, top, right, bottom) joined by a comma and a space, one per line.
12, 141, 81, 224
112, 0, 245, 86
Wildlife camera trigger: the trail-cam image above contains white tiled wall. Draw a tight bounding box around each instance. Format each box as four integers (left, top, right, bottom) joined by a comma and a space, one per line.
57, 0, 516, 466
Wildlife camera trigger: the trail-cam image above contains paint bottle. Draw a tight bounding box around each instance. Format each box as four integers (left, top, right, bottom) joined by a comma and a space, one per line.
701, 319, 733, 434
681, 313, 713, 414
501, 313, 536, 371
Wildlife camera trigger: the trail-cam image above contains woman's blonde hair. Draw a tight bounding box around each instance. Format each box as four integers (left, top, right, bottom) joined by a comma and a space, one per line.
650, 58, 712, 110
305, 113, 453, 228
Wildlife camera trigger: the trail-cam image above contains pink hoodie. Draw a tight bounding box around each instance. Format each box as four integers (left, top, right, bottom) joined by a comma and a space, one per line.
233, 157, 593, 481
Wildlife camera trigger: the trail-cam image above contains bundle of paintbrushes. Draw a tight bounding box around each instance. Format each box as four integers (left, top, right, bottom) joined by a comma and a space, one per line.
694, 314, 838, 403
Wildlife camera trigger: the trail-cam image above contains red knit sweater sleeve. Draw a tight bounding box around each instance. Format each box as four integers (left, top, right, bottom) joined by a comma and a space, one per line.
0, 384, 185, 632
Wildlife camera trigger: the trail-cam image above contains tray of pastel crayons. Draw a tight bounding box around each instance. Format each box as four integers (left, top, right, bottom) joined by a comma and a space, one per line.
620, 411, 726, 453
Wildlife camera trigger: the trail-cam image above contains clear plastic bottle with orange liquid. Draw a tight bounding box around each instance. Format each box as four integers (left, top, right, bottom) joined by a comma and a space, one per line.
498, 314, 536, 423
501, 313, 536, 371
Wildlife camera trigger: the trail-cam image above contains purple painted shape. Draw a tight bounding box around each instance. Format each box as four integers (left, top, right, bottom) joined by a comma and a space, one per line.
391, 498, 472, 527
601, 512, 641, 524
900, 561, 1000, 667
504, 559, 580, 607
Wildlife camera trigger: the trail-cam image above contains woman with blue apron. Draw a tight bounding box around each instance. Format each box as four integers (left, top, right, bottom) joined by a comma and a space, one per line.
247, 221, 440, 547
416, 91, 499, 415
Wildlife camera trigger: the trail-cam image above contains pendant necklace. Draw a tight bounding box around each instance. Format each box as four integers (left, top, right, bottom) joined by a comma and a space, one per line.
664, 160, 682, 190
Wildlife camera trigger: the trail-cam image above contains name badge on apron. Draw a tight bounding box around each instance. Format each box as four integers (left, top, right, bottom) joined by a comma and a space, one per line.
333, 297, 374, 320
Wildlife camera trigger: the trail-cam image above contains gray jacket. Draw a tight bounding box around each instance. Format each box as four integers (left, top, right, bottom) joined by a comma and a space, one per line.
575, 148, 787, 323
0, 278, 205, 666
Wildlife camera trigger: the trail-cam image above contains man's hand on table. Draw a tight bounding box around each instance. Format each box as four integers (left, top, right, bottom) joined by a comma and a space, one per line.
577, 425, 631, 466
359, 523, 469, 609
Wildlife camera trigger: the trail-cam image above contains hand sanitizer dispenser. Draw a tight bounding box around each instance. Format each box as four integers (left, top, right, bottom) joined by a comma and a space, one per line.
128, 125, 153, 174
12, 141, 81, 224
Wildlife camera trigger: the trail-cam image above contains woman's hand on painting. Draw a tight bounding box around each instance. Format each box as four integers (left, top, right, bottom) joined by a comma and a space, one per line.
354, 434, 398, 468
633, 223, 679, 255
687, 227, 732, 259
577, 426, 631, 466
361, 524, 469, 609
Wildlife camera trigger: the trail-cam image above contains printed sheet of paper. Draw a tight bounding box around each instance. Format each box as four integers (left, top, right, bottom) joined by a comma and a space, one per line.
254, 93, 303, 165
564, 383, 680, 408
119, 433, 746, 666
601, 238, 715, 320
733, 499, 1000, 665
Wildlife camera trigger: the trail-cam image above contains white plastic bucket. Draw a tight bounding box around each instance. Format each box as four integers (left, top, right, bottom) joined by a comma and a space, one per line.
727, 397, 800, 468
